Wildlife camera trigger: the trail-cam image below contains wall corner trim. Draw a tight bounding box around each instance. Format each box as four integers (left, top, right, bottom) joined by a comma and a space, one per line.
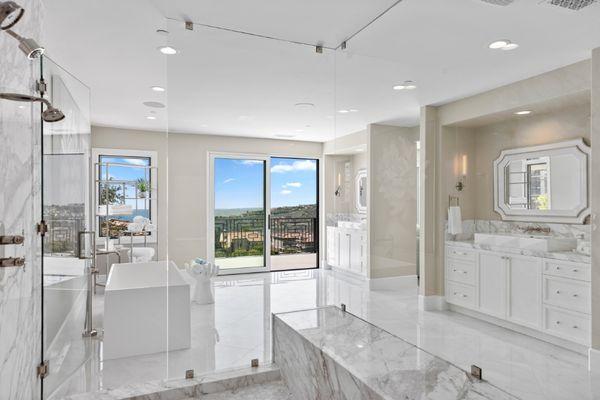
418, 295, 448, 311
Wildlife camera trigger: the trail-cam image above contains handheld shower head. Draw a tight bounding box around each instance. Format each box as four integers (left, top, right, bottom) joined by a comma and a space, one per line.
0, 1, 24, 30
5, 29, 43, 59
0, 92, 65, 123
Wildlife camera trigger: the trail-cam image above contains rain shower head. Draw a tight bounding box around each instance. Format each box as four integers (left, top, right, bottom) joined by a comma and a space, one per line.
0, 1, 24, 30
0, 92, 65, 122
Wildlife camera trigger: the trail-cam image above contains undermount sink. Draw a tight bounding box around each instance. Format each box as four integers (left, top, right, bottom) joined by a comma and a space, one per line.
337, 221, 365, 230
474, 233, 577, 252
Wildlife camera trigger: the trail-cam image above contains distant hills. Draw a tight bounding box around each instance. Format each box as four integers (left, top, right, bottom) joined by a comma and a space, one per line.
215, 204, 317, 218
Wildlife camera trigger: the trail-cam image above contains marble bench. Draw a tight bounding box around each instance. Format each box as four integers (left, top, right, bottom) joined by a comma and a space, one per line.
273, 306, 518, 400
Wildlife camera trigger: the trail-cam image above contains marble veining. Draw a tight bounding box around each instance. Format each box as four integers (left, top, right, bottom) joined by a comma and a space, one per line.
0, 0, 44, 399
274, 306, 518, 400
446, 239, 590, 264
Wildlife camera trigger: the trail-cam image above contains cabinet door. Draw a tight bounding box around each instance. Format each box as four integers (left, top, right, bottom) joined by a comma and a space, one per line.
349, 232, 364, 274
478, 253, 507, 318
326, 227, 339, 267
508, 256, 542, 329
338, 232, 351, 270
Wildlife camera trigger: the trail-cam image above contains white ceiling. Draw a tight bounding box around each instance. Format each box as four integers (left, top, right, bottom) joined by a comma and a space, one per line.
44, 0, 600, 142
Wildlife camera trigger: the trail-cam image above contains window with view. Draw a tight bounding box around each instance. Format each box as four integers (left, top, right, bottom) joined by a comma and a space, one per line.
97, 154, 152, 238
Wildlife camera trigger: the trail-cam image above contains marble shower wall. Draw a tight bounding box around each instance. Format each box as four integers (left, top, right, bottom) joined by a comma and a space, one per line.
0, 0, 44, 399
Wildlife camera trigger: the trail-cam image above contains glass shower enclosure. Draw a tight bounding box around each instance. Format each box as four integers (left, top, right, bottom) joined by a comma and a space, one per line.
38, 55, 93, 399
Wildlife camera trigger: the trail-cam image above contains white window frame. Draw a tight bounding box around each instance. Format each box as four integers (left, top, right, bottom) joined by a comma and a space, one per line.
92, 148, 158, 245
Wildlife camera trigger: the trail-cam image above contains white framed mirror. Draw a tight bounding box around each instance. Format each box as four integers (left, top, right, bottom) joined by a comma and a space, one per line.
494, 138, 590, 224
355, 169, 367, 214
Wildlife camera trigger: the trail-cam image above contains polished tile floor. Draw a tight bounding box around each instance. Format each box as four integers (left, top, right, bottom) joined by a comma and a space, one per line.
54, 269, 600, 400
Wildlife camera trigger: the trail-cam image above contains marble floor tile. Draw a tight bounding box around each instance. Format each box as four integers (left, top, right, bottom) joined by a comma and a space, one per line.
52, 269, 600, 400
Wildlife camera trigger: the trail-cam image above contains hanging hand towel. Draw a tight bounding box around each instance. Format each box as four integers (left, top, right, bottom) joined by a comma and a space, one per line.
447, 206, 463, 235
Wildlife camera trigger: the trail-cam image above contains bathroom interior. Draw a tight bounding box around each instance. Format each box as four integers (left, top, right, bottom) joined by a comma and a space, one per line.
2, 0, 600, 399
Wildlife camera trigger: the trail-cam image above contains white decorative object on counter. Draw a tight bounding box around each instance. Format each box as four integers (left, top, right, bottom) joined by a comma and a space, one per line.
183, 258, 219, 305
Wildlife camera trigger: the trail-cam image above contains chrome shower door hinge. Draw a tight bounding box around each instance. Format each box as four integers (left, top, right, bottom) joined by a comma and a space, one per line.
37, 220, 48, 236
185, 21, 193, 30
185, 369, 194, 379
251, 359, 259, 368
37, 360, 49, 379
36, 78, 47, 95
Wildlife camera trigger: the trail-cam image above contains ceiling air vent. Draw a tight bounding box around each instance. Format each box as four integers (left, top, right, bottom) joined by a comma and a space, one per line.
546, 0, 596, 10
480, 0, 514, 5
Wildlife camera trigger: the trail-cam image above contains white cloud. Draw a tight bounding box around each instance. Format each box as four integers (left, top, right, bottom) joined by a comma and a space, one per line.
283, 182, 302, 188
271, 160, 316, 174
280, 189, 292, 195
223, 178, 236, 184
240, 160, 263, 166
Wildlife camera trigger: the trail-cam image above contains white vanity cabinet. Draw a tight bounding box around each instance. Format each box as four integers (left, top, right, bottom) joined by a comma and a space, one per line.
326, 226, 367, 277
445, 244, 590, 346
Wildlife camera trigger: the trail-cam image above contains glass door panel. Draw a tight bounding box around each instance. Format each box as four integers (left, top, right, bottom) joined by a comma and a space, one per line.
270, 157, 319, 271
212, 155, 269, 273
40, 56, 92, 399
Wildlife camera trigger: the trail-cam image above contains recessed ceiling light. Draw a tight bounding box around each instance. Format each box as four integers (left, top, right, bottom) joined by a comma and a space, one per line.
143, 101, 166, 108
158, 46, 177, 55
338, 109, 349, 114
501, 42, 519, 51
146, 116, 157, 120
515, 110, 531, 115
489, 39, 518, 51
18, 105, 25, 109
393, 80, 417, 90
294, 102, 315, 109
275, 134, 296, 139
349, 109, 359, 113
151, 86, 165, 92
295, 129, 304, 133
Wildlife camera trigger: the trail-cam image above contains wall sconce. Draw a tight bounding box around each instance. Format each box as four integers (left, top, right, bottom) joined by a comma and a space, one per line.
335, 172, 342, 197
456, 154, 467, 191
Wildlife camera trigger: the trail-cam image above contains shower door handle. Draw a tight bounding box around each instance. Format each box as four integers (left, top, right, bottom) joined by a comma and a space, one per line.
78, 231, 96, 260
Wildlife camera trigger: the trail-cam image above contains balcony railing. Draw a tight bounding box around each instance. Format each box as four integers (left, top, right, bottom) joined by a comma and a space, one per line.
215, 216, 317, 258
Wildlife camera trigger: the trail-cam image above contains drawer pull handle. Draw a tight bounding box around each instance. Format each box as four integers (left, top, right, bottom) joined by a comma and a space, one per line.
453, 292, 457, 295
555, 267, 560, 270
573, 325, 578, 329
556, 321, 561, 325
453, 269, 457, 272
572, 269, 578, 273
556, 290, 561, 294
572, 294, 579, 298
462, 271, 467, 274
462, 294, 467, 298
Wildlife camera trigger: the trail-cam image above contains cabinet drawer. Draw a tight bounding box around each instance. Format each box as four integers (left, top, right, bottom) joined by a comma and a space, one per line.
446, 281, 477, 309
446, 247, 477, 264
544, 260, 590, 282
544, 306, 590, 345
446, 260, 477, 286
543, 276, 590, 314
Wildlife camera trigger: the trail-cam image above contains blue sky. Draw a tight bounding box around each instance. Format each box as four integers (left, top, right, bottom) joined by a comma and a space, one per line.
214, 157, 317, 209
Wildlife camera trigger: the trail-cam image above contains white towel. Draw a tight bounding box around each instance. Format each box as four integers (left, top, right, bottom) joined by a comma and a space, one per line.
447, 206, 463, 235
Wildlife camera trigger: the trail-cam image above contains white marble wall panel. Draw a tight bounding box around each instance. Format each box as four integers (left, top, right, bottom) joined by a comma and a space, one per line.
0, 0, 44, 399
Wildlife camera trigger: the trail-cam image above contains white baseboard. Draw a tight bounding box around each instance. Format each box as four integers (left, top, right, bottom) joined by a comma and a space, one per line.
418, 295, 448, 311
589, 347, 600, 371
369, 275, 418, 291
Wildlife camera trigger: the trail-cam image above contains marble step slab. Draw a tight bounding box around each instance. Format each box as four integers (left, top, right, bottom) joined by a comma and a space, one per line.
64, 364, 281, 400
273, 306, 519, 400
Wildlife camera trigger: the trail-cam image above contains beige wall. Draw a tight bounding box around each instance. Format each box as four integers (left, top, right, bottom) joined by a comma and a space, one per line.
440, 103, 591, 224
92, 127, 323, 267
368, 124, 419, 279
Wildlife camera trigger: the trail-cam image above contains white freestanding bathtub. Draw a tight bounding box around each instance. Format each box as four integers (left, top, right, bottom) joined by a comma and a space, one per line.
103, 261, 191, 360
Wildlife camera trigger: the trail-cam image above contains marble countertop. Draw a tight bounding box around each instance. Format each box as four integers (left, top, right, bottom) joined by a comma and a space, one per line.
446, 239, 591, 264
275, 306, 517, 400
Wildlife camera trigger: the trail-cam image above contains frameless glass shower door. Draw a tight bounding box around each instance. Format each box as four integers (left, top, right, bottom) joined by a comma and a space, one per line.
40, 55, 93, 399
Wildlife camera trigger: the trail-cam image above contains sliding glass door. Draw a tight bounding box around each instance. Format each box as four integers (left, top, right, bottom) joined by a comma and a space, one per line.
270, 157, 319, 271
211, 155, 270, 273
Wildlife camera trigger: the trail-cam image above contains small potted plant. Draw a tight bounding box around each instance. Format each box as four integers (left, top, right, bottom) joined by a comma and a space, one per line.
136, 178, 149, 198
